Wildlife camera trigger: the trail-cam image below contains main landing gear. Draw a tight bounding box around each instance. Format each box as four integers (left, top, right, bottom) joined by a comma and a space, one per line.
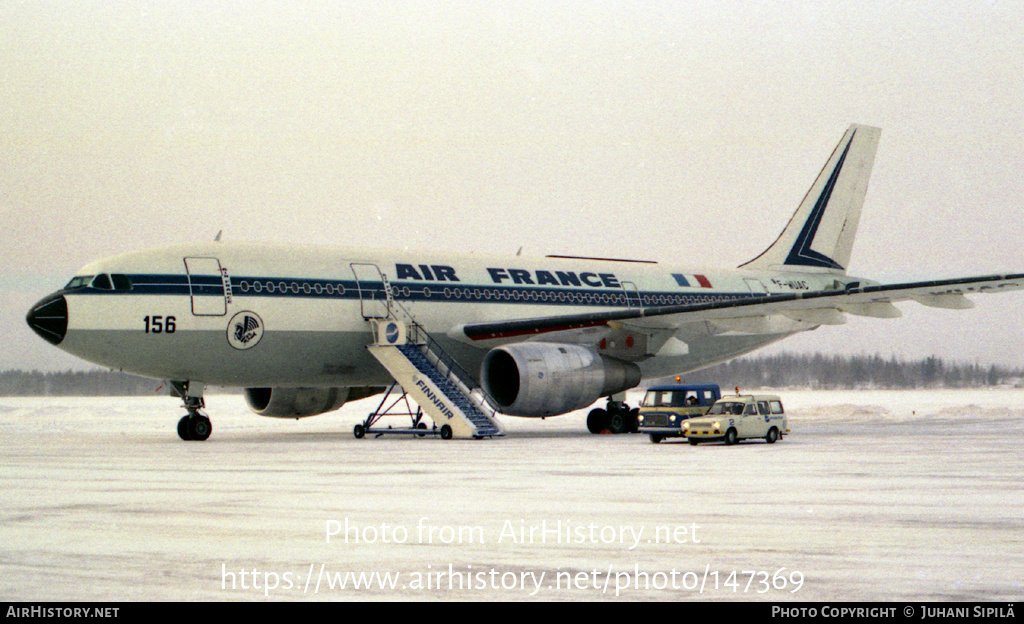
171, 381, 212, 441
586, 398, 639, 435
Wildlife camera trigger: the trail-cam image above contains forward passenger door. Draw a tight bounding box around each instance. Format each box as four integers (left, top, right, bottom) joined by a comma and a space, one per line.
184, 257, 227, 316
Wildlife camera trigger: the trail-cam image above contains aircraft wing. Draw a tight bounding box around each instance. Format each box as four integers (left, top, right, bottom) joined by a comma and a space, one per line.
456, 273, 1024, 342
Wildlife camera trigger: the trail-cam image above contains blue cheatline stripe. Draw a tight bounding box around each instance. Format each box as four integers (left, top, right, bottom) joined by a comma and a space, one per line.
63, 273, 751, 309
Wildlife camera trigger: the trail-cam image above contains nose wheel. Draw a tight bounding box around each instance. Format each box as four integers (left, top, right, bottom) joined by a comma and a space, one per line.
177, 413, 212, 441
172, 381, 212, 441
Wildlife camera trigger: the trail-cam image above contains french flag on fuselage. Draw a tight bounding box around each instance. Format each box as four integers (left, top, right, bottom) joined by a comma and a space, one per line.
671, 273, 713, 288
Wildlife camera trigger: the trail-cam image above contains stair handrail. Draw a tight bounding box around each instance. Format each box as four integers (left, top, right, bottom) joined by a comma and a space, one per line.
374, 298, 503, 419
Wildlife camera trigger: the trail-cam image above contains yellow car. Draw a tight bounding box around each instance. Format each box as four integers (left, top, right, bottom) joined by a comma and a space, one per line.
683, 394, 788, 445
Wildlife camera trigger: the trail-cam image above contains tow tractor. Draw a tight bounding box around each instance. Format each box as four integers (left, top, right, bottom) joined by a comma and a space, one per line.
635, 382, 722, 443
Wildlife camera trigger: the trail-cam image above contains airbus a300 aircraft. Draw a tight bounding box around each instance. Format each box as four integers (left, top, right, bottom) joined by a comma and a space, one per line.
26, 124, 1024, 440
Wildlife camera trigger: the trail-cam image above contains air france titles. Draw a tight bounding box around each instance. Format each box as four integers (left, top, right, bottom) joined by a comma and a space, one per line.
394, 263, 622, 290
395, 264, 460, 282
487, 268, 620, 288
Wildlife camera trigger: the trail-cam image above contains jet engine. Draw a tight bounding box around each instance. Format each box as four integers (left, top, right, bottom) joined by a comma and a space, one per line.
244, 387, 362, 419
480, 342, 641, 417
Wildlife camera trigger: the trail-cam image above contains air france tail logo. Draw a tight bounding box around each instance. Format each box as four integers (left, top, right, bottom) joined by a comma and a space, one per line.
227, 311, 264, 350
784, 131, 856, 270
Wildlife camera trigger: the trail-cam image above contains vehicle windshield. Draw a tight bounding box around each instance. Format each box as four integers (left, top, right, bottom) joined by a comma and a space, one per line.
642, 390, 678, 407
707, 401, 746, 415
642, 389, 706, 407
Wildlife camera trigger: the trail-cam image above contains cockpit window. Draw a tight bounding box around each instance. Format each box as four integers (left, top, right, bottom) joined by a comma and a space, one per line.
83, 274, 133, 291
111, 274, 133, 290
64, 276, 94, 290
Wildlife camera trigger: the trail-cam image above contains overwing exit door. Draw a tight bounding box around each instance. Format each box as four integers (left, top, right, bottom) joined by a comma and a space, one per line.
621, 281, 642, 308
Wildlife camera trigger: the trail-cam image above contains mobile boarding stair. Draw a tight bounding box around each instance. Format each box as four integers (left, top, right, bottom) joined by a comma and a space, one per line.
356, 314, 504, 440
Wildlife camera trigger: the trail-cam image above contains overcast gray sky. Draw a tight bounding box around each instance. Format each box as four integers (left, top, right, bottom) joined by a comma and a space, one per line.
3, 1, 1024, 372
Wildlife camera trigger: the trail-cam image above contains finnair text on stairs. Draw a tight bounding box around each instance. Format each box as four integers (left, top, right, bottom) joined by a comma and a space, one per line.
414, 377, 455, 421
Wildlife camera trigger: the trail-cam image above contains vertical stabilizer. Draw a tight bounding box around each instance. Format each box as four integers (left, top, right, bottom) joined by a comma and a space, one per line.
740, 124, 881, 274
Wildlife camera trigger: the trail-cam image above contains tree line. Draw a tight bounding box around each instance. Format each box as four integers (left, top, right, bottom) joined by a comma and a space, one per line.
0, 369, 159, 396
674, 353, 1022, 390
1, 352, 1021, 396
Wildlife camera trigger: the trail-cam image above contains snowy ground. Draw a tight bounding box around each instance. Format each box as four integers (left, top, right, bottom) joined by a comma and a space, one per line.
2, 389, 1022, 601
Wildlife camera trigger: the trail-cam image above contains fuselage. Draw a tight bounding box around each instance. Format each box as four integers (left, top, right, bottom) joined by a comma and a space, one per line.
28, 241, 852, 393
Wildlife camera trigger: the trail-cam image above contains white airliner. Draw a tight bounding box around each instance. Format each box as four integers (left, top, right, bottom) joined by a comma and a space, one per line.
26, 124, 1024, 440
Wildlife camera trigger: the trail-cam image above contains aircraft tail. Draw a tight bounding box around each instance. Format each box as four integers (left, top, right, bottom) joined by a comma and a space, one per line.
740, 124, 881, 274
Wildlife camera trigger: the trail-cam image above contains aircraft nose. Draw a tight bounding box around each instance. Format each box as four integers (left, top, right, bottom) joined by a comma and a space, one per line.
26, 292, 68, 346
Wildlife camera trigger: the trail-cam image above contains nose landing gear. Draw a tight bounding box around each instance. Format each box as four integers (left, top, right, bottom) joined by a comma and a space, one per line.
171, 381, 212, 441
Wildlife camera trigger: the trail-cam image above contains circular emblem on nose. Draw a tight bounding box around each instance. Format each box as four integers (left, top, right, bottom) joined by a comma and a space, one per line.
227, 311, 264, 350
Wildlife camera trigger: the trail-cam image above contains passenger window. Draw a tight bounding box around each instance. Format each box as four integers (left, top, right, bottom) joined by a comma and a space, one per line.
757, 401, 769, 415
744, 404, 756, 415
770, 401, 784, 414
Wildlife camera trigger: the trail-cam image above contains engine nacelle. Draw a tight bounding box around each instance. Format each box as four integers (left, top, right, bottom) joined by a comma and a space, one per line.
481, 342, 642, 417
244, 387, 351, 419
